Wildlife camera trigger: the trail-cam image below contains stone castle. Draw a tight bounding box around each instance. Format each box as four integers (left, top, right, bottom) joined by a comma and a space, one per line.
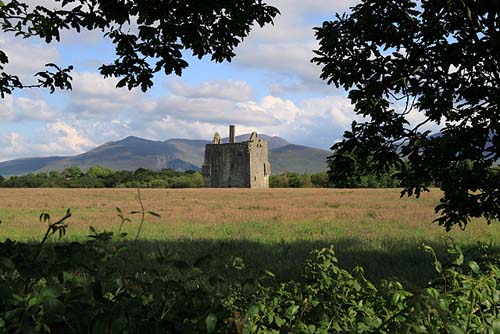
202, 125, 271, 188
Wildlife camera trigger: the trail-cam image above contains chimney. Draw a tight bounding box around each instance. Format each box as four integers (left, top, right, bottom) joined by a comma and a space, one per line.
229, 125, 235, 143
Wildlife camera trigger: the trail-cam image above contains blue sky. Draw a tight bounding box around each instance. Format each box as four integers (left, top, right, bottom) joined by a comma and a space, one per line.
0, 0, 363, 162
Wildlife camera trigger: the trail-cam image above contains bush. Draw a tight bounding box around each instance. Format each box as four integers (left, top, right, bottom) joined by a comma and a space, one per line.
270, 172, 315, 188
269, 174, 288, 188
149, 179, 169, 188
246, 244, 500, 333
310, 172, 329, 188
2, 221, 500, 334
67, 176, 105, 188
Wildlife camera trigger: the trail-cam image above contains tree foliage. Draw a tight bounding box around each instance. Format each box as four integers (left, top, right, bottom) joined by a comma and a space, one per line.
1, 166, 204, 188
87, 165, 113, 179
62, 166, 84, 179
313, 0, 500, 230
0, 0, 279, 96
2, 169, 402, 189
269, 171, 399, 189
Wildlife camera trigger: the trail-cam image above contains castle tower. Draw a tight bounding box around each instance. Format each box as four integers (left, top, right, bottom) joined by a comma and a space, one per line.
202, 125, 271, 188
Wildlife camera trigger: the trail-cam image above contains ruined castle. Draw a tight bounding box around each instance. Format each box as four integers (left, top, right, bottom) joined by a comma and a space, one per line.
202, 125, 271, 188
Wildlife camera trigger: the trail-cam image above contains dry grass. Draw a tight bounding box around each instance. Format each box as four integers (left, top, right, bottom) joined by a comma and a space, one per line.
2, 188, 500, 285
0, 188, 497, 243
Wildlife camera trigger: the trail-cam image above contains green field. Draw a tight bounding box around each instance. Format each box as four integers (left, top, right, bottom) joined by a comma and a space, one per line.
1, 188, 499, 287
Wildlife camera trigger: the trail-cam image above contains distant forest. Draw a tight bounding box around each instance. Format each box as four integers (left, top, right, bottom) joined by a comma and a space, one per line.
0, 166, 400, 189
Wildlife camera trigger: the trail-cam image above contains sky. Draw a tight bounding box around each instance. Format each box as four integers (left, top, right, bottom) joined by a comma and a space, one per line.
0, 0, 362, 162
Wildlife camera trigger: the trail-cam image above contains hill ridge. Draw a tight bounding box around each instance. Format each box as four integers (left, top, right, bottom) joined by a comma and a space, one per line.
0, 134, 329, 176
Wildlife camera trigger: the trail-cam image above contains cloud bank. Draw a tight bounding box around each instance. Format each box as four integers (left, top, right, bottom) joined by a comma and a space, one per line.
0, 1, 367, 162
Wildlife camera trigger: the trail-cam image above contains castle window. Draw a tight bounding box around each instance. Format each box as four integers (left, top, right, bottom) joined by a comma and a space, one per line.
230, 162, 235, 169
254, 176, 257, 181
237, 151, 242, 157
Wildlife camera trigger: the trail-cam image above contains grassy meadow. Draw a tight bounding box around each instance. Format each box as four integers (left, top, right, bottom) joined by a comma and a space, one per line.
1, 188, 499, 287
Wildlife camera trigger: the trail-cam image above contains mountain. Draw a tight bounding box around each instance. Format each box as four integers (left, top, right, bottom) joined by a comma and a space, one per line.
0, 134, 329, 176
0, 157, 67, 177
270, 144, 329, 174
38, 136, 200, 173
224, 134, 290, 149
164, 139, 211, 167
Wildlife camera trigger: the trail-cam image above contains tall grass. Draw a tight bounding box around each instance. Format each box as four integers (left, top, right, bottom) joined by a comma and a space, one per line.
1, 188, 499, 286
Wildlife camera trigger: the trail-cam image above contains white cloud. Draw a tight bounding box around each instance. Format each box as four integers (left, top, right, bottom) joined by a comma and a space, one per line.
168, 79, 254, 102
233, 95, 358, 149
272, 0, 358, 14
153, 95, 275, 126
0, 119, 100, 161
22, 0, 59, 8
16, 97, 58, 121
139, 90, 356, 150
254, 96, 301, 123
64, 72, 143, 118
247, 0, 358, 42
234, 0, 360, 93
8, 132, 20, 147
237, 42, 321, 83
72, 72, 128, 98
0, 95, 15, 120
148, 118, 224, 141
145, 81, 301, 127
0, 36, 60, 83
47, 120, 95, 153
1, 94, 59, 122
0, 131, 62, 161
300, 96, 357, 129
111, 119, 131, 128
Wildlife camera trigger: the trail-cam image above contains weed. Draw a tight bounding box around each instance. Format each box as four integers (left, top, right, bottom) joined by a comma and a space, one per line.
323, 201, 341, 208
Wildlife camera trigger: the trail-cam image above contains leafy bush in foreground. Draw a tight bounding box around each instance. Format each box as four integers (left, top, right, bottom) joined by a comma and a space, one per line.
2, 220, 500, 334
247, 245, 500, 333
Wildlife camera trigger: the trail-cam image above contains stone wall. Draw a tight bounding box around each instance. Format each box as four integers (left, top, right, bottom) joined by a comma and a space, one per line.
203, 142, 251, 188
202, 128, 271, 188
248, 139, 270, 189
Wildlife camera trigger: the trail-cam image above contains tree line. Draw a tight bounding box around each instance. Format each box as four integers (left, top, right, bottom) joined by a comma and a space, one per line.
0, 166, 204, 189
270, 170, 399, 188
0, 165, 401, 189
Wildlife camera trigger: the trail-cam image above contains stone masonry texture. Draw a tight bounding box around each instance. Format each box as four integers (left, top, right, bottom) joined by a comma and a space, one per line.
202, 126, 271, 188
